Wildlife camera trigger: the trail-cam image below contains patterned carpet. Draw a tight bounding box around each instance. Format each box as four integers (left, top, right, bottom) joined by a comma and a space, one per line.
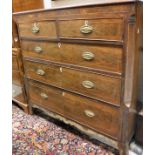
12, 105, 118, 155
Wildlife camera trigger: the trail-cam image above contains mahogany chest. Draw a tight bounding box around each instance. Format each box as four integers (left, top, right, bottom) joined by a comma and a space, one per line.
13, 0, 143, 154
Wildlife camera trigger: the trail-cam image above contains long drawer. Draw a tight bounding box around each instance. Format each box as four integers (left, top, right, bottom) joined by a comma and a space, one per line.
28, 80, 120, 139
24, 60, 121, 105
59, 18, 124, 41
22, 40, 123, 74
18, 21, 57, 39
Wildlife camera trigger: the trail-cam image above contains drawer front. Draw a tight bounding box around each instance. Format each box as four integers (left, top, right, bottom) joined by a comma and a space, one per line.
21, 40, 60, 61
12, 55, 19, 70
22, 41, 123, 74
18, 21, 57, 39
60, 43, 123, 74
25, 61, 121, 105
59, 18, 124, 41
12, 70, 22, 86
28, 81, 120, 139
62, 68, 121, 105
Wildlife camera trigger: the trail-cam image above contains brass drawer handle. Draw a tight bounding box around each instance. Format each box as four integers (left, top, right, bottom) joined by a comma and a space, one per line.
36, 69, 45, 76
32, 23, 40, 34
82, 51, 94, 61
82, 80, 94, 89
80, 20, 93, 34
84, 110, 95, 118
40, 93, 48, 99
34, 46, 42, 53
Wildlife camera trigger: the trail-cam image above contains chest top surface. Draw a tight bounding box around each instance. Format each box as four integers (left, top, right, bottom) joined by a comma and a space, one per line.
13, 0, 140, 15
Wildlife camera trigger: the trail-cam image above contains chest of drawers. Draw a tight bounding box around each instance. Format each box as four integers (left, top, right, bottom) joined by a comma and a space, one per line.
13, 0, 143, 154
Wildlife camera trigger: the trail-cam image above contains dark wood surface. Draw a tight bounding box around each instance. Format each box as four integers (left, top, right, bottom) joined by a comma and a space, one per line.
12, 0, 46, 113
59, 18, 124, 41
12, 55, 19, 70
12, 70, 22, 86
134, 101, 143, 146
13, 1, 143, 154
12, 0, 44, 12
12, 48, 29, 113
12, 48, 23, 86
13, 0, 138, 14
13, 3, 135, 22
135, 111, 143, 146
21, 40, 123, 75
24, 60, 121, 106
28, 80, 120, 139
18, 21, 57, 39
12, 20, 20, 48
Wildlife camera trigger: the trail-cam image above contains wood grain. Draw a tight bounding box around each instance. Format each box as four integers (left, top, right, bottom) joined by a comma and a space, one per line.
18, 21, 57, 39
28, 80, 121, 139
24, 60, 121, 105
13, 1, 143, 154
13, 0, 44, 13
59, 18, 124, 41
12, 70, 22, 86
12, 48, 29, 113
12, 55, 19, 70
21, 40, 123, 74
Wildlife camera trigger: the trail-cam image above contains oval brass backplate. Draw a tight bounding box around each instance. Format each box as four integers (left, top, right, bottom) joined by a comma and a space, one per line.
34, 46, 42, 53
80, 25, 93, 34
82, 51, 94, 61
84, 110, 95, 118
82, 80, 94, 89
40, 93, 48, 99
80, 20, 93, 34
36, 69, 45, 76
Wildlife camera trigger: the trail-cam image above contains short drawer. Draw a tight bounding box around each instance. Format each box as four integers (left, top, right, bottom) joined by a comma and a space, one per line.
18, 21, 57, 39
12, 55, 19, 70
28, 81, 120, 139
60, 43, 123, 74
24, 61, 121, 105
21, 41, 123, 74
59, 18, 124, 41
12, 70, 22, 86
21, 40, 60, 61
